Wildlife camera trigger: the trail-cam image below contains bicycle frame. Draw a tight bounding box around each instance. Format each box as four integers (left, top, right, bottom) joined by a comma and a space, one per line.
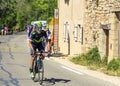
33, 51, 44, 85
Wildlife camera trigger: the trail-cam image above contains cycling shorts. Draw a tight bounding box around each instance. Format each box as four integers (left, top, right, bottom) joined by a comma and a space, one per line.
30, 45, 45, 56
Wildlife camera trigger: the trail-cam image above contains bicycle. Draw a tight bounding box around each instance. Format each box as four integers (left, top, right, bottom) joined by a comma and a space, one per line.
33, 51, 47, 85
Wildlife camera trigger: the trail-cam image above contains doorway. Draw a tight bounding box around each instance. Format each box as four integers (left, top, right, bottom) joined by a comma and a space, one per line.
104, 29, 109, 56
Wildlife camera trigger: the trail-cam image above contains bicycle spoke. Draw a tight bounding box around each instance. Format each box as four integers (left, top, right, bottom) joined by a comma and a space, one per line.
38, 59, 44, 85
32, 51, 45, 85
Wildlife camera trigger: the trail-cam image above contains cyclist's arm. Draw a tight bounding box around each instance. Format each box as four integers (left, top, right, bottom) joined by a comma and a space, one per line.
42, 30, 48, 42
29, 39, 34, 51
29, 32, 34, 51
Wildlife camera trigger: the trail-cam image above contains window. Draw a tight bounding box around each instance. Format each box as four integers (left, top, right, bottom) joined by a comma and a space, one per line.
74, 24, 83, 43
63, 22, 70, 42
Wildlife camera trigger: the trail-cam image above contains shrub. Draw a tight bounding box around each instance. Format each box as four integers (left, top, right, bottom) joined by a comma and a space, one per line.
70, 54, 87, 65
107, 59, 120, 71
102, 55, 108, 65
71, 56, 81, 63
71, 46, 101, 66
85, 46, 101, 65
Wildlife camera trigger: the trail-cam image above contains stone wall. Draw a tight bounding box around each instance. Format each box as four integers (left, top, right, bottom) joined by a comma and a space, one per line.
58, 0, 120, 61
83, 0, 120, 60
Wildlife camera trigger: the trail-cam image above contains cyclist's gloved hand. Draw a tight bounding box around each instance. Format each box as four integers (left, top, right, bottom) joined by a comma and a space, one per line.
40, 51, 43, 53
32, 50, 35, 55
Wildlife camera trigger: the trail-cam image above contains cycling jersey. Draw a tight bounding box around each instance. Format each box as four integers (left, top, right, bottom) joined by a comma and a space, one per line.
30, 30, 47, 48
27, 25, 32, 38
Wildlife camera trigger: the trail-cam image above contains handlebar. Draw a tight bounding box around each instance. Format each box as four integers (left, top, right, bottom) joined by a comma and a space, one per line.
35, 51, 48, 54
34, 51, 49, 57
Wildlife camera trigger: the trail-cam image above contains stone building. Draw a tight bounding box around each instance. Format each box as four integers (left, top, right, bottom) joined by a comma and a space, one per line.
57, 0, 120, 62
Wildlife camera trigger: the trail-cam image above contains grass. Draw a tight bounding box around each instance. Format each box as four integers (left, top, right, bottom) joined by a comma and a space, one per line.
70, 46, 120, 77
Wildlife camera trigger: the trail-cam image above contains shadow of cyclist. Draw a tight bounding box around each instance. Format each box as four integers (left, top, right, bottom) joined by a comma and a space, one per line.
43, 77, 71, 85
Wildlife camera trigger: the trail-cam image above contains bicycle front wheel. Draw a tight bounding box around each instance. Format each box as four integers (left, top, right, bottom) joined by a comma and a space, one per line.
38, 59, 44, 85
33, 59, 37, 80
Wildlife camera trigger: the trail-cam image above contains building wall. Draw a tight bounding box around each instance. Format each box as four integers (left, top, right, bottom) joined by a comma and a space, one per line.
58, 0, 120, 61
84, 0, 120, 62
109, 13, 117, 61
70, 0, 84, 55
84, 0, 111, 58
58, 0, 71, 55
58, 0, 84, 56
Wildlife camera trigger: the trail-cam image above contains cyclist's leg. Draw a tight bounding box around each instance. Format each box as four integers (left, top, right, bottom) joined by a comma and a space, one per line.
30, 48, 35, 68
29, 47, 36, 79
47, 41, 49, 52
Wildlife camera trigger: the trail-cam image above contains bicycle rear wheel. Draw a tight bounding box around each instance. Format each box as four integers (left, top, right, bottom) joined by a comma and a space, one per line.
38, 59, 44, 85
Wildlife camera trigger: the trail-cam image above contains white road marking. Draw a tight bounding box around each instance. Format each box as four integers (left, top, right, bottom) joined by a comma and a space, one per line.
61, 65, 84, 75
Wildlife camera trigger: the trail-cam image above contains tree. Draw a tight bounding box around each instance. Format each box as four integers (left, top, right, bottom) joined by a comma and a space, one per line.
0, 0, 58, 30
0, 0, 16, 28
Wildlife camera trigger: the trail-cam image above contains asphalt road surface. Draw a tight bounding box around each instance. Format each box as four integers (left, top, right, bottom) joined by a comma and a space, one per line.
0, 32, 117, 86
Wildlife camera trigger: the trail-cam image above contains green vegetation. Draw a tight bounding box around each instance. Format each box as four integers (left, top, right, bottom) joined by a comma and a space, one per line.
95, 0, 99, 6
70, 46, 120, 77
0, 0, 57, 30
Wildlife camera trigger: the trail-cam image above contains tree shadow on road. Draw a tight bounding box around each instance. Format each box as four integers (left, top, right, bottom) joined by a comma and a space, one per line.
0, 51, 2, 65
0, 66, 20, 86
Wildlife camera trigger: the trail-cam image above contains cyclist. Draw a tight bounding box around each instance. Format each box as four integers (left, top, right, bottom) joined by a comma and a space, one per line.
27, 24, 33, 38
28, 23, 47, 80
45, 25, 52, 56
1, 26, 4, 35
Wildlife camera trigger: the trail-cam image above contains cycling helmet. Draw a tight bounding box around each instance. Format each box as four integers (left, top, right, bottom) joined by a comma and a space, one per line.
36, 22, 42, 30
36, 22, 42, 27
37, 27, 42, 31
46, 25, 49, 30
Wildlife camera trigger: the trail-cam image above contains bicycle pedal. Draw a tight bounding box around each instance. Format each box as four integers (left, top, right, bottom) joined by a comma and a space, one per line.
33, 78, 38, 82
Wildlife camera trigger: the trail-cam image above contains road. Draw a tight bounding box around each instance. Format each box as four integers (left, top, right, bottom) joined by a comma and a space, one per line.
0, 32, 117, 86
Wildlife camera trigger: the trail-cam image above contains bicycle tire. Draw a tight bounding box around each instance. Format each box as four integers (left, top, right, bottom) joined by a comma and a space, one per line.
33, 59, 37, 80
38, 58, 44, 85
